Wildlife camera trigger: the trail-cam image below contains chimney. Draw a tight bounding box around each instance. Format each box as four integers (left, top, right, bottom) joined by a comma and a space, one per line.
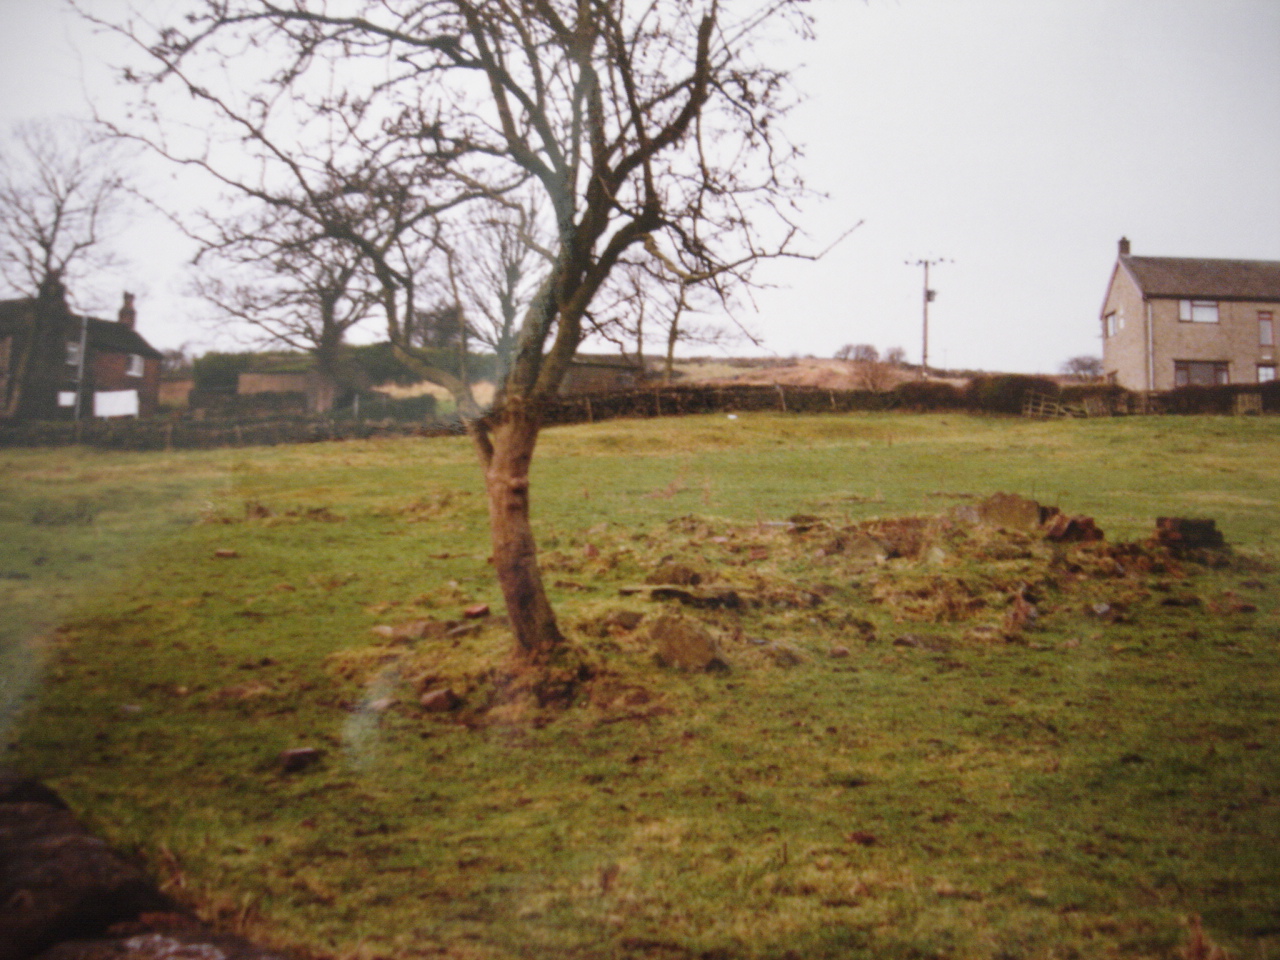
118, 292, 136, 329
1118, 237, 1131, 257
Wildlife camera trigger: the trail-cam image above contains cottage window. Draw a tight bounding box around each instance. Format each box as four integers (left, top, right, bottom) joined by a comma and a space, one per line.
1260, 365, 1276, 384
1104, 311, 1123, 337
58, 391, 76, 407
1174, 360, 1229, 387
126, 354, 145, 377
1178, 300, 1219, 323
65, 341, 81, 366
1260, 312, 1274, 347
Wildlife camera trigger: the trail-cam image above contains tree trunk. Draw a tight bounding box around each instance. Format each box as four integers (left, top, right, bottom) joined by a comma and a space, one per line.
476, 408, 564, 664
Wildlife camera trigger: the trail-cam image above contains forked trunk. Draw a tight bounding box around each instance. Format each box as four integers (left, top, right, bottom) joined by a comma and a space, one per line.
476, 408, 564, 664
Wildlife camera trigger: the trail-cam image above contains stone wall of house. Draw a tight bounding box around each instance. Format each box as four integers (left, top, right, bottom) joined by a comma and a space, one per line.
1148, 298, 1277, 390
1101, 265, 1149, 390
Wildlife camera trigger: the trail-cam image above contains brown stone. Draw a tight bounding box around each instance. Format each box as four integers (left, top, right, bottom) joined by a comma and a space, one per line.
977, 493, 1042, 531
278, 747, 322, 773
370, 619, 448, 643
0, 780, 176, 960
649, 615, 725, 672
764, 642, 807, 667
462, 604, 490, 619
644, 562, 704, 587
828, 646, 850, 658
1155, 517, 1225, 550
1043, 514, 1104, 542
212, 549, 238, 559
419, 688, 461, 712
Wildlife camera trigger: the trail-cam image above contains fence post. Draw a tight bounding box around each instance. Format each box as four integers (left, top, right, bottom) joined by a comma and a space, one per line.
776, 384, 787, 412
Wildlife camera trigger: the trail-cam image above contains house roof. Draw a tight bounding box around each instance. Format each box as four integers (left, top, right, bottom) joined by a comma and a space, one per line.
0, 297, 162, 357
1121, 256, 1280, 302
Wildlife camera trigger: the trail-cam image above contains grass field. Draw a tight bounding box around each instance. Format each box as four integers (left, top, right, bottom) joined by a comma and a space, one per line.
2, 412, 1279, 960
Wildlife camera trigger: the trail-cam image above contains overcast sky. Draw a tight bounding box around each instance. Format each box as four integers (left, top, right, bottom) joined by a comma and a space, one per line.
2, 0, 1278, 373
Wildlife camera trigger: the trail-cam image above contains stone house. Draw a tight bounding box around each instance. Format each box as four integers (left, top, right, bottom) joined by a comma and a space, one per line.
1101, 238, 1280, 391
0, 286, 163, 420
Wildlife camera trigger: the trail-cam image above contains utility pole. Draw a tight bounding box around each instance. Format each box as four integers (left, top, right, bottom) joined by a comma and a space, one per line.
906, 258, 950, 378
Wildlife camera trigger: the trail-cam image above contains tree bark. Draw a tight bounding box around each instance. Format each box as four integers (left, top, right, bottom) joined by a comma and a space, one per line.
474, 407, 564, 664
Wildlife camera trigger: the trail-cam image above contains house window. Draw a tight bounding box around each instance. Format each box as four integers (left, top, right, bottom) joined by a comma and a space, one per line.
65, 341, 82, 366
58, 391, 76, 407
1178, 300, 1219, 323
1174, 360, 1230, 386
1104, 311, 1124, 337
126, 354, 145, 377
1260, 365, 1277, 384
1261, 312, 1275, 347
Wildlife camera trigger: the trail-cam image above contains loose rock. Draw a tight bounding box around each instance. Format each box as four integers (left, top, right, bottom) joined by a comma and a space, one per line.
649, 615, 726, 672
278, 747, 322, 773
420, 688, 461, 712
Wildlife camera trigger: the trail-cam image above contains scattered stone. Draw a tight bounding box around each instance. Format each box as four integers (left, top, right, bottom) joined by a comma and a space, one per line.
604, 610, 644, 633
764, 642, 807, 667
445, 622, 482, 639
278, 747, 322, 773
788, 514, 824, 533
1043, 514, 1104, 542
846, 831, 878, 847
370, 619, 449, 643
841, 531, 890, 566
644, 562, 704, 587
243, 501, 273, 520
212, 549, 238, 559
619, 584, 745, 610
1155, 517, 1225, 551
977, 492, 1043, 531
37, 931, 288, 960
0, 775, 178, 960
649, 615, 726, 672
828, 645, 850, 658
420, 688, 461, 712
1003, 594, 1039, 633
364, 697, 394, 713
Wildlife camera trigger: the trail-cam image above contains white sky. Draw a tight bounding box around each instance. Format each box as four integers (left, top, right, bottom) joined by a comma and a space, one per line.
1, 0, 1278, 373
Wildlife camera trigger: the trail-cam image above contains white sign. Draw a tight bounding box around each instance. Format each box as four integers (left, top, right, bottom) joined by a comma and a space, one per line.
58, 391, 76, 407
94, 389, 140, 418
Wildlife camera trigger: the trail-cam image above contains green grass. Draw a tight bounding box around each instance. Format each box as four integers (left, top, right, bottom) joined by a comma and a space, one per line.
3, 412, 1280, 960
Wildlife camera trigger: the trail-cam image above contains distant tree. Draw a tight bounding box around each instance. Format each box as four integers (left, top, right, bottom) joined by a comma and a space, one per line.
1061, 355, 1104, 380
0, 121, 133, 417
192, 206, 381, 412
884, 346, 907, 366
160, 346, 194, 377
835, 343, 878, 363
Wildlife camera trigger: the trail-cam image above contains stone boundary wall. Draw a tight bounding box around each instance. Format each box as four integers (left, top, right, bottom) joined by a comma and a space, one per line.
0, 771, 286, 960
2, 381, 1276, 451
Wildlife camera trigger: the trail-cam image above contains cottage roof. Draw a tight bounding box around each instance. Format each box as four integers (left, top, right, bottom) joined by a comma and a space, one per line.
0, 297, 162, 357
1121, 256, 1280, 302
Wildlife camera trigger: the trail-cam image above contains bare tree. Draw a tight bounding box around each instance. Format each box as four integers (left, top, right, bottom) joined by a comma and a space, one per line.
884, 346, 907, 366
192, 205, 381, 411
94, 0, 814, 669
0, 121, 133, 417
1061, 355, 1103, 380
